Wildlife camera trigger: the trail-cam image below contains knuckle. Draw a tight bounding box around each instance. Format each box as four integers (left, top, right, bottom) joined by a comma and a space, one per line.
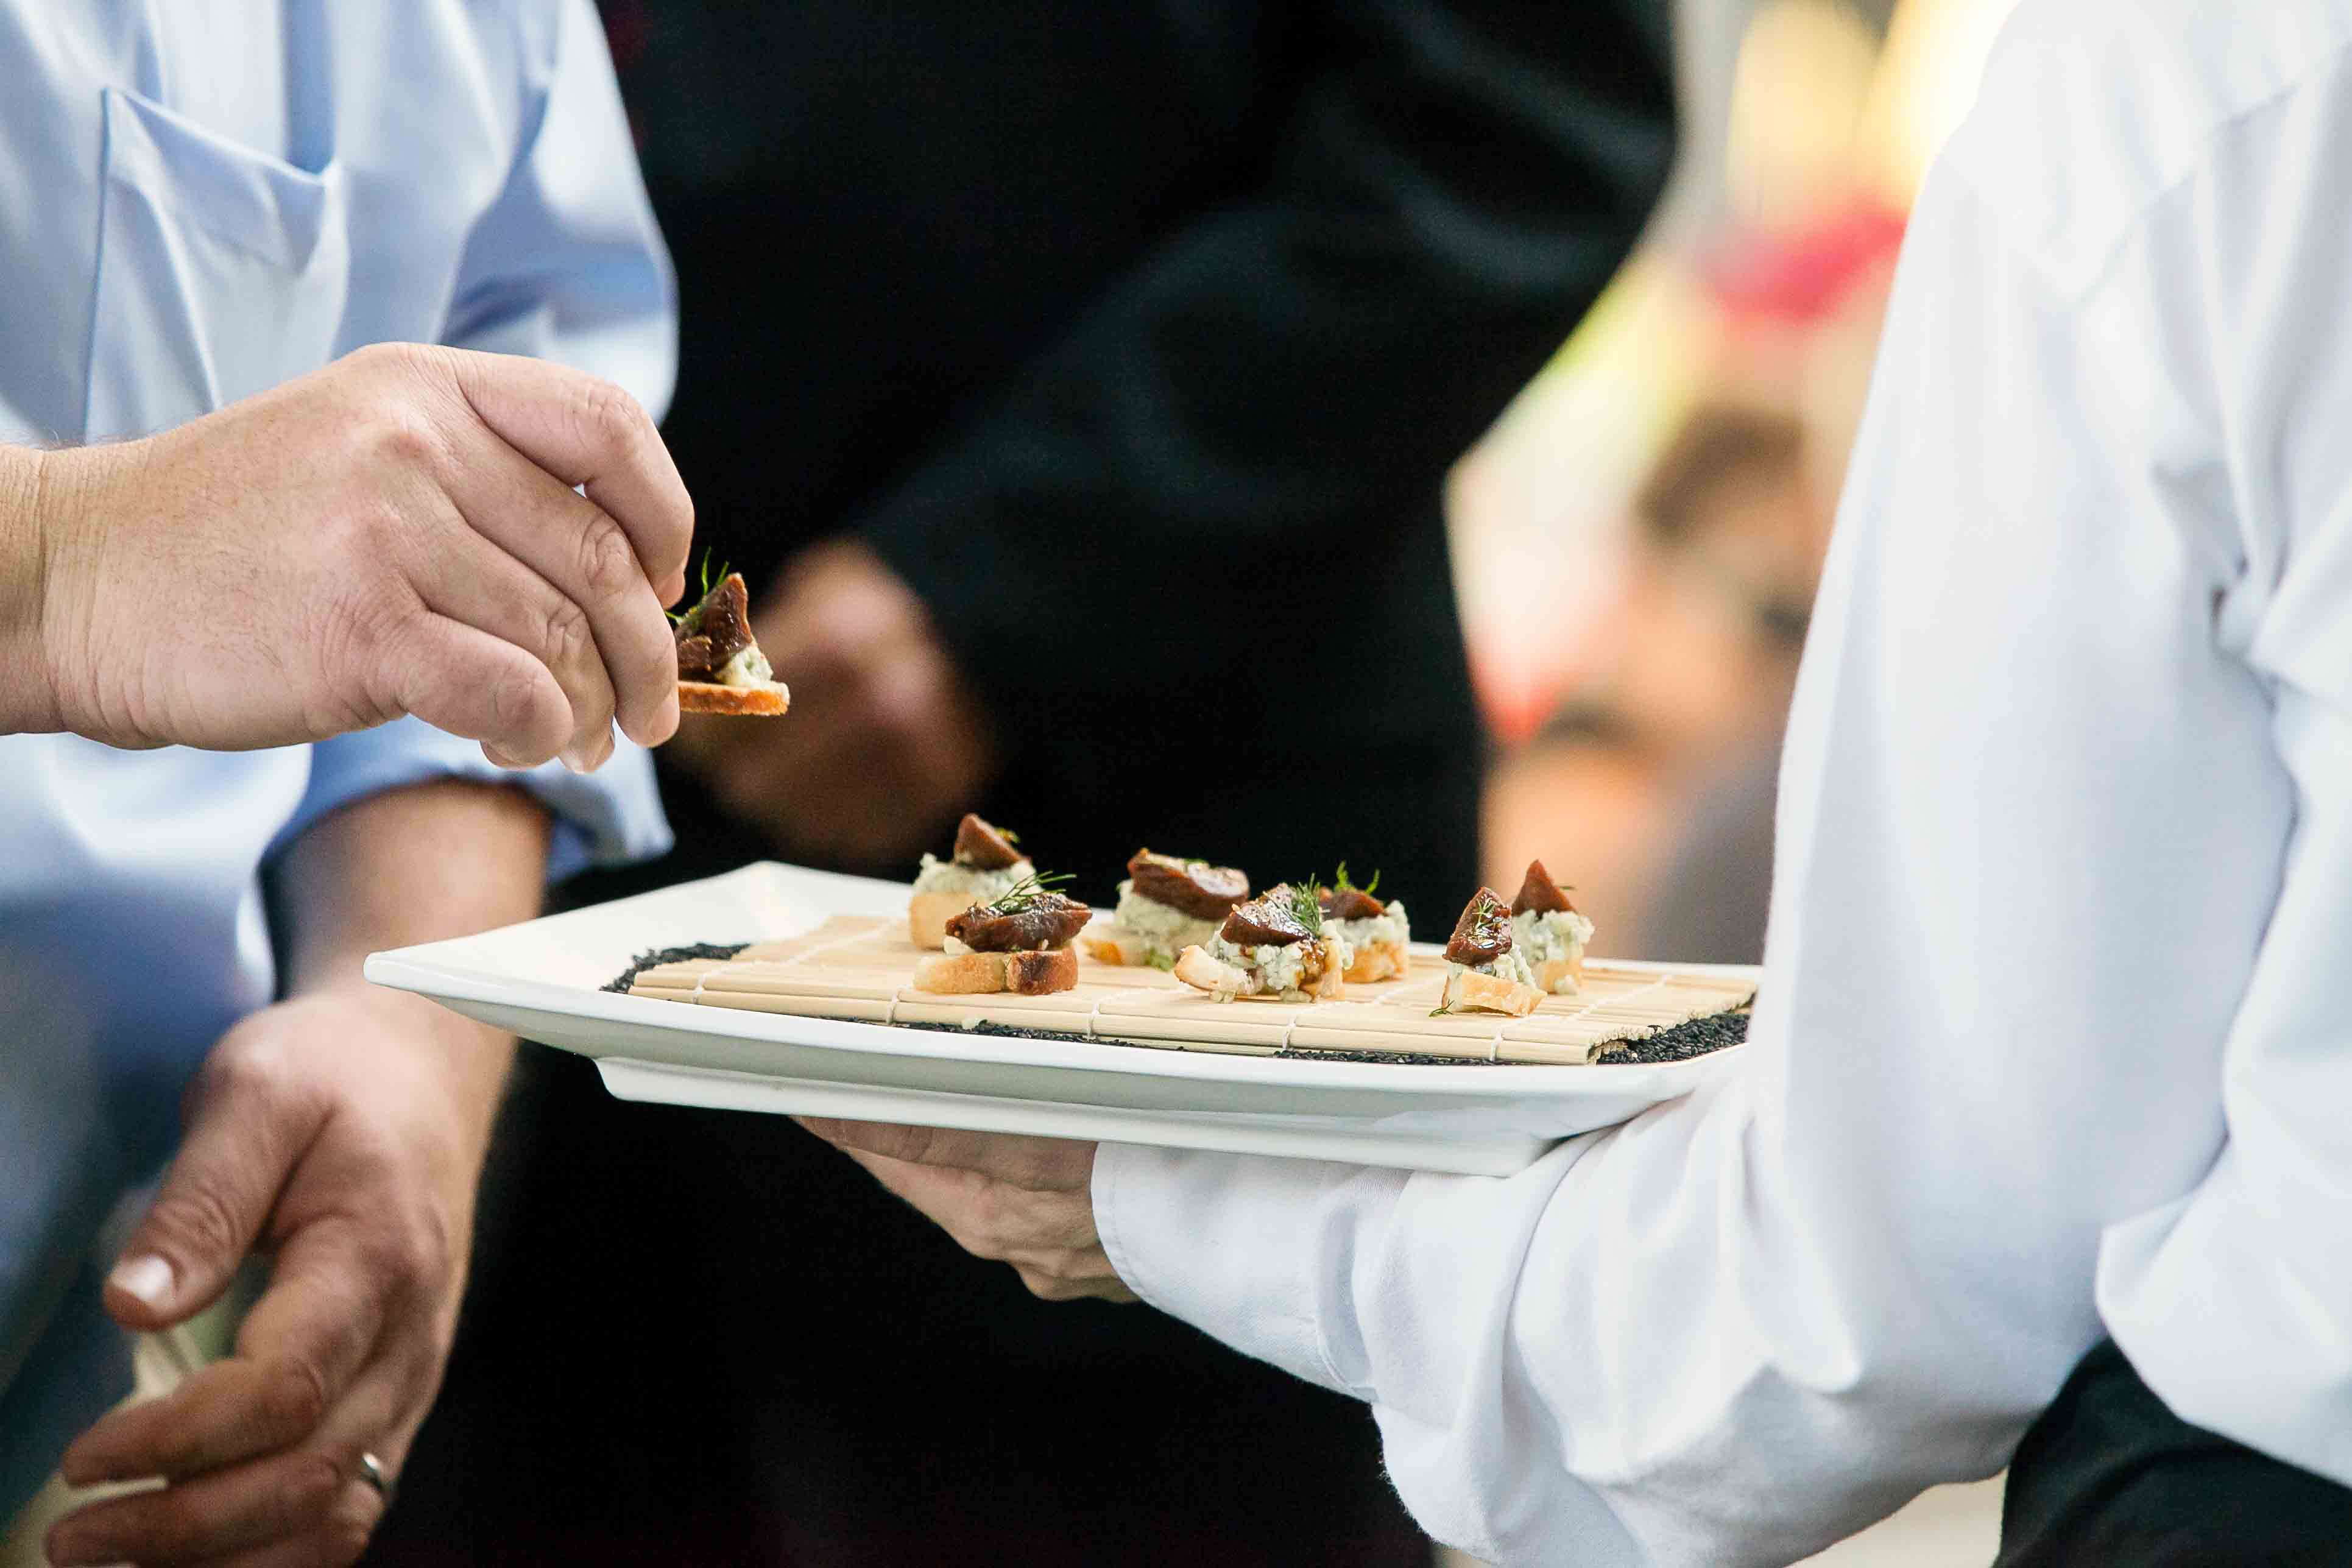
891, 1125, 947, 1166
258, 1355, 334, 1439
332, 584, 432, 730
575, 378, 648, 459
360, 412, 440, 473
147, 1182, 246, 1267
410, 1206, 457, 1287
484, 655, 557, 754
374, 1206, 450, 1294
1037, 1245, 1101, 1285
344, 501, 422, 578
576, 515, 639, 604
1020, 1270, 1080, 1302
190, 1035, 273, 1107
288, 1449, 350, 1520
962, 1188, 1022, 1262
351, 339, 429, 378
356, 340, 454, 403
540, 595, 592, 669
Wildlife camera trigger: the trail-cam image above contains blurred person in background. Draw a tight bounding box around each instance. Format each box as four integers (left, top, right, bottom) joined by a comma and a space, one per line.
1483, 401, 1828, 961
0, 5, 688, 1566
1479, 205, 1897, 967
374, 2, 1677, 1564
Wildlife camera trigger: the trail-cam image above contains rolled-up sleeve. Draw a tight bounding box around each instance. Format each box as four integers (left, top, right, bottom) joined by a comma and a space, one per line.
274, 720, 670, 881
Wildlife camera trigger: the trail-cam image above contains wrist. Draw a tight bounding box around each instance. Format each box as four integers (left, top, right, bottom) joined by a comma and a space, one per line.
307, 977, 517, 1162
0, 445, 62, 734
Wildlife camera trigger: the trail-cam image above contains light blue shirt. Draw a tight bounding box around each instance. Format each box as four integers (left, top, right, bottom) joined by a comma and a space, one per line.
0, 2, 676, 1510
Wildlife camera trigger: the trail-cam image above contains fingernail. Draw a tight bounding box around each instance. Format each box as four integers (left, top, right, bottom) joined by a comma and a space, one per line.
108, 1254, 174, 1313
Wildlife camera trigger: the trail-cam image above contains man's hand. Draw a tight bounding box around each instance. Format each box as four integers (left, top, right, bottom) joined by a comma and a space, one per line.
18, 341, 693, 769
44, 987, 493, 1568
797, 1119, 1134, 1304
671, 539, 996, 866
44, 777, 545, 1568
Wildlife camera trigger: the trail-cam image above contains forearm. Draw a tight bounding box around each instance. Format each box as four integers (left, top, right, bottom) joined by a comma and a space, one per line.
0, 443, 61, 735
268, 777, 553, 1156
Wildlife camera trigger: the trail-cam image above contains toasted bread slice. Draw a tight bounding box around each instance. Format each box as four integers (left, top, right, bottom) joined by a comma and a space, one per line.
1005, 947, 1078, 995
1172, 944, 1344, 1002
1438, 966, 1544, 1018
908, 889, 987, 949
1171, 945, 1245, 995
911, 945, 1078, 996
912, 950, 1006, 994
1340, 939, 1410, 986
1532, 955, 1585, 995
678, 678, 790, 716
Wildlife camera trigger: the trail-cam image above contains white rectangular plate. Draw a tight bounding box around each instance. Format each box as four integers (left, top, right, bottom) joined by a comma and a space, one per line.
366, 862, 1754, 1176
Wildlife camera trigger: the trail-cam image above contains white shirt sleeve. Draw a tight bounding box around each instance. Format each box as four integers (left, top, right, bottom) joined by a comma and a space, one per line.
1097, 33, 2352, 1568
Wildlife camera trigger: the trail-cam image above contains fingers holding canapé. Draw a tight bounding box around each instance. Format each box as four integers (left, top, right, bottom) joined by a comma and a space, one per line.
15, 342, 697, 765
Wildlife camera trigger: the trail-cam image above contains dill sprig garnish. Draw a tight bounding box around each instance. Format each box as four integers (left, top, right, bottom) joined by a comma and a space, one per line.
1285, 877, 1326, 939
987, 869, 1075, 916
667, 549, 734, 626
1333, 862, 1380, 897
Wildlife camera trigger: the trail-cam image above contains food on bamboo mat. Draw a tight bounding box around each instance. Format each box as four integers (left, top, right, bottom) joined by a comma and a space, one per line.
1510, 860, 1594, 996
1318, 864, 1410, 984
914, 876, 1091, 996
1079, 849, 1249, 970
1436, 888, 1546, 1018
610, 913, 1753, 1066
673, 563, 792, 716
908, 813, 1036, 947
1172, 883, 1346, 1003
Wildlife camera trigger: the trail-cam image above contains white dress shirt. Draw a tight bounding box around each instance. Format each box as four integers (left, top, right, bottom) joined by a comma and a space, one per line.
1096, 2, 2352, 1561
0, 1, 673, 1512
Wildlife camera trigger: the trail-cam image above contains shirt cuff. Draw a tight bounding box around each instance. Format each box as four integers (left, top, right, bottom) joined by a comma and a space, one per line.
1094, 1142, 1405, 1399
268, 718, 674, 881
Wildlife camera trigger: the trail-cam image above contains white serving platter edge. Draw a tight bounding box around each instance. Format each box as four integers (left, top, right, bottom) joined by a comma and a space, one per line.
365, 863, 1755, 1177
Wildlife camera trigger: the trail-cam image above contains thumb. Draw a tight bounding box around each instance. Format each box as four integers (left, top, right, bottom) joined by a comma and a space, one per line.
105, 1061, 327, 1332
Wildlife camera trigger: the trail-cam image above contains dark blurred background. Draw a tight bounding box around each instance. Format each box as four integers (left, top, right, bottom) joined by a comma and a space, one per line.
362, 0, 2010, 1562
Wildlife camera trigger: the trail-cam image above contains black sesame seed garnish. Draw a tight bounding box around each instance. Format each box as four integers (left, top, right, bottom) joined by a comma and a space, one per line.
602, 941, 751, 993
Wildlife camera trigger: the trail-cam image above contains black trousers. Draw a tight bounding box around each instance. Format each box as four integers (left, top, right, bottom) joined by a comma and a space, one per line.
1997, 1340, 2352, 1566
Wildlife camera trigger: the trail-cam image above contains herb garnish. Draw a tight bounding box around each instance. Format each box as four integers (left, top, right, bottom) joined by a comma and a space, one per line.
668, 549, 733, 626
986, 869, 1075, 916
1285, 877, 1326, 939
1333, 862, 1380, 897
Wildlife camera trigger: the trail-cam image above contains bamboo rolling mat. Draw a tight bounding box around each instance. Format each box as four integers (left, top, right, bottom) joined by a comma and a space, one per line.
620, 915, 1754, 1066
